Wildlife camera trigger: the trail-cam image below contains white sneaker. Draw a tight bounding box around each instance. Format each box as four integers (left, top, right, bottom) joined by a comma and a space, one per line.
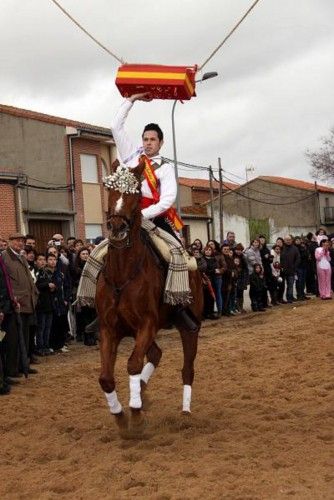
60, 346, 70, 353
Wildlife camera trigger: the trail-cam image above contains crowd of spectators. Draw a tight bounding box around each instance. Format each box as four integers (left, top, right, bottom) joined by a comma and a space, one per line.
188, 229, 334, 319
0, 232, 101, 396
0, 227, 333, 396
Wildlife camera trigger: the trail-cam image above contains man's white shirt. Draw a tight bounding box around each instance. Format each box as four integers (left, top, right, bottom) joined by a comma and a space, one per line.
111, 99, 177, 220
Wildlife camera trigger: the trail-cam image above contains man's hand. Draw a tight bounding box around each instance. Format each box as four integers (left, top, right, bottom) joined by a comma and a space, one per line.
129, 92, 153, 103
49, 283, 56, 291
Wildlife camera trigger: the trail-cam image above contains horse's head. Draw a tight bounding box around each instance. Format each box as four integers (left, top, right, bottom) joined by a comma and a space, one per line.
104, 158, 145, 245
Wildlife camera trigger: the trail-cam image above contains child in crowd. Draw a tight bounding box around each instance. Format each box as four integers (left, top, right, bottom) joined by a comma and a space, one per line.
249, 263, 266, 312
35, 253, 55, 355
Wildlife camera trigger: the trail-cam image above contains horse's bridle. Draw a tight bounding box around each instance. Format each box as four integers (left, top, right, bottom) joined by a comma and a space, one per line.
106, 209, 137, 249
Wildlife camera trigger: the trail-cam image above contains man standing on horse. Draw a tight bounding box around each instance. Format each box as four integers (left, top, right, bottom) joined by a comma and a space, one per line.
111, 92, 182, 237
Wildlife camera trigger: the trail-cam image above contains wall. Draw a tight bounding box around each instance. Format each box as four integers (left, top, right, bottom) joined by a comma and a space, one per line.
0, 182, 17, 238
212, 209, 317, 246
0, 113, 70, 213
183, 218, 209, 245
179, 185, 192, 207
221, 179, 318, 228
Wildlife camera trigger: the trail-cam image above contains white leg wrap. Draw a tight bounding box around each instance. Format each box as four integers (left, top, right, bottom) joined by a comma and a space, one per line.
105, 390, 122, 414
182, 384, 192, 413
129, 374, 142, 409
140, 362, 155, 385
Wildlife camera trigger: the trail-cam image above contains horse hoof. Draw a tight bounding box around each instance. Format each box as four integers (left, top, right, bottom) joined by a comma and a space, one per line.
181, 410, 191, 416
140, 381, 152, 410
114, 411, 128, 430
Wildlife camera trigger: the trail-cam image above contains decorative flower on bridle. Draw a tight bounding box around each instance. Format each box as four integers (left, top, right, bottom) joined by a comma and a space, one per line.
103, 165, 140, 194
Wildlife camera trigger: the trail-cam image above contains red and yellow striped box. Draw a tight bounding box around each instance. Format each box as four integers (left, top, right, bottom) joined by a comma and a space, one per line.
115, 64, 197, 100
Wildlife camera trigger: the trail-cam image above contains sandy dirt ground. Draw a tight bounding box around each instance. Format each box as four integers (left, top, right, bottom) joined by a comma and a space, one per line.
1, 299, 333, 500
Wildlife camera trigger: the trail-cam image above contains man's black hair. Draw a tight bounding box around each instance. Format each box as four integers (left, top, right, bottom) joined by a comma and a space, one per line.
142, 123, 163, 141
25, 234, 35, 240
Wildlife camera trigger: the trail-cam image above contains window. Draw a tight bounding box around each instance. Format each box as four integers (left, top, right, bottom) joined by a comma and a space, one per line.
80, 154, 98, 183
85, 224, 102, 241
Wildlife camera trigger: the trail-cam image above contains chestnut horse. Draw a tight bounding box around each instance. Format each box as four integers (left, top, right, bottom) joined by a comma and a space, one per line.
96, 159, 203, 429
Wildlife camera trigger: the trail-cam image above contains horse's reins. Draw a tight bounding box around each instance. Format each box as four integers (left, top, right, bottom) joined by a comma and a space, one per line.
102, 239, 147, 300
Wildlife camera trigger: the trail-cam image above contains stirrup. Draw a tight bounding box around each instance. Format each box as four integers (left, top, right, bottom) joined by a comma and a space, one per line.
173, 307, 200, 334
84, 317, 99, 335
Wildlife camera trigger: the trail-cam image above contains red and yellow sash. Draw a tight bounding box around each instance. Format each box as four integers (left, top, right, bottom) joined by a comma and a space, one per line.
141, 155, 184, 231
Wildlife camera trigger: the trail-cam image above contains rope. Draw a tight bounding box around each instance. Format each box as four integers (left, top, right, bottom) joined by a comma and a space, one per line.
49, 0, 126, 64
199, 0, 262, 71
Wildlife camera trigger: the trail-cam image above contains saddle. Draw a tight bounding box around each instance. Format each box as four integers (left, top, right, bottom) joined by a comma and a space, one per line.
147, 230, 197, 271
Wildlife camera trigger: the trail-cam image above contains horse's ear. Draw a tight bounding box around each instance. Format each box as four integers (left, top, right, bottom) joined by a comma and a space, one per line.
110, 159, 120, 173
132, 156, 145, 179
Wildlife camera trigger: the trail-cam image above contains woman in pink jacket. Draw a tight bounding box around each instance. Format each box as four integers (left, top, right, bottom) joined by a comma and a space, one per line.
315, 239, 332, 299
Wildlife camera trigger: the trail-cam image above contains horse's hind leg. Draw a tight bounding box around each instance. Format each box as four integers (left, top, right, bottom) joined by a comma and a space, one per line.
179, 327, 199, 414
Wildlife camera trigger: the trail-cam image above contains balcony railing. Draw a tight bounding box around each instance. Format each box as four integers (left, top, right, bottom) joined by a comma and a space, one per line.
324, 206, 334, 223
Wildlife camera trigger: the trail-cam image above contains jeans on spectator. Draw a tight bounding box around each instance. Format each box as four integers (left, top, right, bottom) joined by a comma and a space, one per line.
213, 275, 223, 314
285, 274, 295, 302
296, 268, 307, 298
36, 311, 53, 350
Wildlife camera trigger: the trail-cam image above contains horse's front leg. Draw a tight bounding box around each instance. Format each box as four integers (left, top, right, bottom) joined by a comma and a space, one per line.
127, 318, 156, 410
99, 323, 123, 416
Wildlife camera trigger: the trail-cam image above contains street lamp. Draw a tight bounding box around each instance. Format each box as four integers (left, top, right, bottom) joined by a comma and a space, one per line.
171, 71, 218, 217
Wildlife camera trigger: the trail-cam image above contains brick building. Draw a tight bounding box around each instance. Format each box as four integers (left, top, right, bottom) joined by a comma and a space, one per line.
0, 104, 116, 249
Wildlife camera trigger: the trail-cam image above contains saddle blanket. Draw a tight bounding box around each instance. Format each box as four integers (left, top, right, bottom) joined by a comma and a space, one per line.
76, 219, 196, 307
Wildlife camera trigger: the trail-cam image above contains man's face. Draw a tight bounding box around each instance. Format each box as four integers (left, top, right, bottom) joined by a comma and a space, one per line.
26, 238, 36, 248
284, 237, 292, 246
10, 237, 25, 253
222, 246, 230, 256
142, 130, 163, 157
227, 232, 235, 243
0, 240, 7, 251
67, 238, 75, 249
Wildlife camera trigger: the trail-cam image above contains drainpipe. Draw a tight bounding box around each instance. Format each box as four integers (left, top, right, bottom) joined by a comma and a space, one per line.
67, 129, 81, 236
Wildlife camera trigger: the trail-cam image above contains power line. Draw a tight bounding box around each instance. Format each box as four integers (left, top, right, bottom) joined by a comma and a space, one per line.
212, 173, 317, 206
49, 0, 125, 64
199, 0, 263, 71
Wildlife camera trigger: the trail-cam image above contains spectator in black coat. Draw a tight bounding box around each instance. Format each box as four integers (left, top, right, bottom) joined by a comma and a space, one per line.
305, 232, 318, 295
249, 263, 266, 312
48, 254, 71, 353
35, 254, 55, 355
259, 235, 274, 306
294, 237, 310, 301
281, 235, 301, 303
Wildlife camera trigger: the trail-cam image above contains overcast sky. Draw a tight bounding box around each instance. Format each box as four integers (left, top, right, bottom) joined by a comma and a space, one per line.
1, 0, 333, 184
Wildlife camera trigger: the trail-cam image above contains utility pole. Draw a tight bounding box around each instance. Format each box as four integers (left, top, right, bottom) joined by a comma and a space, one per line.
218, 157, 223, 244
209, 166, 215, 240
245, 165, 255, 220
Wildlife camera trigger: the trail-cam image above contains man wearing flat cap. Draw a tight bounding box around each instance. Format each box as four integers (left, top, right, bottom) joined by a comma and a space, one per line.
1, 233, 38, 375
